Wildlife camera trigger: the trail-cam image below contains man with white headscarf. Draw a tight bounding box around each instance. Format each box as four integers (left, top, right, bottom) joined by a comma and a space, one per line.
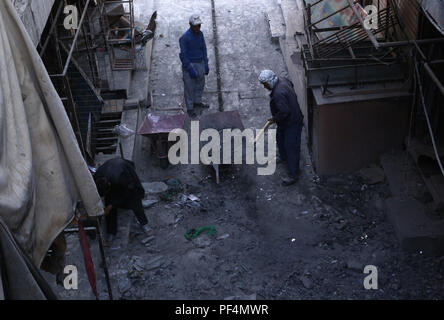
259, 70, 304, 186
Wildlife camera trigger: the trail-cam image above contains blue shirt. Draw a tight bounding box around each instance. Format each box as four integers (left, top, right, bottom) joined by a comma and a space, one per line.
179, 29, 208, 71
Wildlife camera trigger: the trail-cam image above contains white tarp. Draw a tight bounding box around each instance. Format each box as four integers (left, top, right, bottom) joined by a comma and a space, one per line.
421, 0, 444, 36
0, 0, 103, 267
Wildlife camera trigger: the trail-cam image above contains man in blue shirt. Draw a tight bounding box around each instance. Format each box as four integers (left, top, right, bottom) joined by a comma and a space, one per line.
179, 14, 210, 118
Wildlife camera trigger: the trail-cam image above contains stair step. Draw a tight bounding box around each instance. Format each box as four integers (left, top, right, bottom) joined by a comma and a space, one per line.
95, 146, 117, 151
95, 137, 118, 142
97, 119, 121, 124
96, 128, 116, 132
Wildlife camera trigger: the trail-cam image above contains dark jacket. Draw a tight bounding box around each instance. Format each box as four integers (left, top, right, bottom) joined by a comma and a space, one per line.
270, 77, 304, 128
94, 158, 145, 207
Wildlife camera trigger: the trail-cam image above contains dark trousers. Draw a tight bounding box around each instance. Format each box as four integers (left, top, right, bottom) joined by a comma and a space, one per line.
105, 196, 148, 235
276, 122, 303, 178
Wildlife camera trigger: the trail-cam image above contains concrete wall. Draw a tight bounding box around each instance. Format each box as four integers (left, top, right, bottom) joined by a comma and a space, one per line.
312, 97, 411, 175
12, 0, 55, 46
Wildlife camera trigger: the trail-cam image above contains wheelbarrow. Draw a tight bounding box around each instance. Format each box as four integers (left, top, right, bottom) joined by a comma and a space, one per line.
138, 112, 185, 168
199, 110, 245, 183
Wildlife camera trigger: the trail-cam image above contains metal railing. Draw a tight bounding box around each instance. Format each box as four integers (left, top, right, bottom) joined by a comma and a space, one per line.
98, 0, 136, 70
41, 0, 102, 158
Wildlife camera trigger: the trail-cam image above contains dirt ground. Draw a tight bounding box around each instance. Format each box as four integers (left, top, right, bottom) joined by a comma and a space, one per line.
45, 0, 444, 300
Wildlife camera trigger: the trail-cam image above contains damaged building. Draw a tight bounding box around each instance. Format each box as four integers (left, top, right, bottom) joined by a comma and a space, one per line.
300, 0, 444, 210
2, 0, 444, 301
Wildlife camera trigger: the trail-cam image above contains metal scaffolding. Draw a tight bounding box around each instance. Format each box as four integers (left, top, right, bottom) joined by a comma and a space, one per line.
98, 0, 136, 70
303, 0, 444, 183
304, 0, 405, 59
302, 0, 444, 91
39, 0, 104, 160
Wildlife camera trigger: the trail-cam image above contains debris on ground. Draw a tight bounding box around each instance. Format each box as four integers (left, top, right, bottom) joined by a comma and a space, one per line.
165, 178, 182, 190
143, 181, 168, 194
300, 276, 313, 289
142, 199, 158, 208
118, 277, 132, 294
216, 233, 230, 240
188, 194, 200, 202
185, 226, 217, 241
141, 236, 155, 245
358, 164, 386, 185
145, 255, 166, 271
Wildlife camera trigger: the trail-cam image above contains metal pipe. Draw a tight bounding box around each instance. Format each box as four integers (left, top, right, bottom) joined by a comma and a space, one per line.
307, 0, 324, 8
429, 60, 444, 65
95, 218, 113, 300
313, 25, 361, 33
307, 61, 399, 71
61, 0, 92, 76
378, 38, 444, 48
39, 0, 65, 56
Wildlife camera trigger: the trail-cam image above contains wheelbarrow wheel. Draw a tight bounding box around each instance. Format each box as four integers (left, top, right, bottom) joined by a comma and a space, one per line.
160, 158, 169, 169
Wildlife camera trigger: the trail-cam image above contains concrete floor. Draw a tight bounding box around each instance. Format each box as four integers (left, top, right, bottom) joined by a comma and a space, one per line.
44, 0, 444, 300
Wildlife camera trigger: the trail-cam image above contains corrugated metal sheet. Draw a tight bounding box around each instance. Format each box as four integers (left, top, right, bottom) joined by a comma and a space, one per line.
421, 0, 444, 35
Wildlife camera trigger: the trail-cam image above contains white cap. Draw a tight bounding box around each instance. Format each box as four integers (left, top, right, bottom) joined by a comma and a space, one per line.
189, 14, 202, 26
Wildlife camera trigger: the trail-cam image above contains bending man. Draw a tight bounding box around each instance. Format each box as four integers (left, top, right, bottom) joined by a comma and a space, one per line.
94, 158, 152, 241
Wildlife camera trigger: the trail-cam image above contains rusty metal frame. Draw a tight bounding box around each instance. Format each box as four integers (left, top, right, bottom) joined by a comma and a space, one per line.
304, 0, 401, 59
41, 0, 104, 158
50, 0, 93, 77
302, 0, 444, 93
98, 0, 136, 70
45, 0, 94, 158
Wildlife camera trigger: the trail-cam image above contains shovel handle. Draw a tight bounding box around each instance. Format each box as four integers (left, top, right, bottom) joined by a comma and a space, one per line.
254, 120, 274, 144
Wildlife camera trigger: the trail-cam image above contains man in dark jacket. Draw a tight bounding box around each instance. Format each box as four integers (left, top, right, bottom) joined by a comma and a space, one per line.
179, 14, 210, 118
94, 158, 152, 240
259, 70, 304, 186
